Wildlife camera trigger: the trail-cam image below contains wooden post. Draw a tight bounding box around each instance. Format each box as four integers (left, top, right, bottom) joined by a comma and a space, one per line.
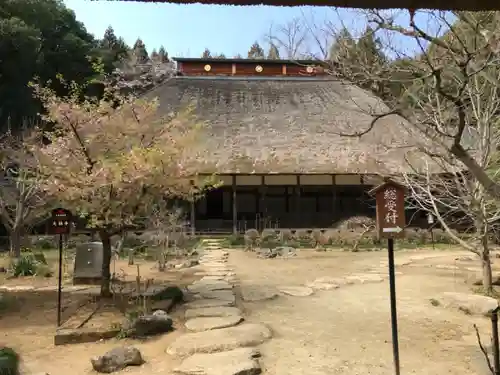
260, 176, 266, 228
295, 175, 301, 227
232, 175, 237, 235
331, 175, 337, 219
190, 199, 195, 236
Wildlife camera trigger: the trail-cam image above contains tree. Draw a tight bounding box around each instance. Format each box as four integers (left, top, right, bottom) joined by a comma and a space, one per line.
267, 18, 309, 59
213, 53, 226, 59
98, 26, 129, 73
202, 48, 212, 58
158, 46, 169, 63
132, 38, 149, 64
247, 42, 265, 59
267, 43, 280, 59
150, 48, 159, 62
0, 0, 99, 131
0, 131, 51, 257
328, 10, 500, 291
29, 77, 213, 297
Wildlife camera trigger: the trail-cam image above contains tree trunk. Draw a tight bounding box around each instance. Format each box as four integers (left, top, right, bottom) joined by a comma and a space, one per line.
9, 227, 22, 258
481, 235, 493, 295
99, 229, 112, 298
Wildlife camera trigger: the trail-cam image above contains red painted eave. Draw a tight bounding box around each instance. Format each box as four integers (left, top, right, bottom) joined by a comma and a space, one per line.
93, 0, 499, 11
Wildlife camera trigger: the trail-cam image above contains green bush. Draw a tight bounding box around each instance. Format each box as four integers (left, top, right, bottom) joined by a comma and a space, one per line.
0, 346, 20, 375
9, 254, 39, 277
33, 237, 53, 250
225, 234, 245, 246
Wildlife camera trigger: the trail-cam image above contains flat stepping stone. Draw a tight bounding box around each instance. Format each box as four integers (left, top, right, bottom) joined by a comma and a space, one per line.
241, 286, 280, 302
185, 306, 242, 319
278, 286, 314, 297
0, 285, 36, 291
345, 274, 385, 284
185, 315, 244, 332
167, 323, 272, 357
432, 292, 499, 316
188, 281, 233, 293
185, 298, 235, 309
174, 347, 261, 375
197, 290, 236, 302
435, 265, 460, 270
306, 281, 339, 291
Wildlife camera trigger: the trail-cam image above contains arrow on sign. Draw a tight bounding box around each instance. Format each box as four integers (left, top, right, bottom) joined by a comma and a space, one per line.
383, 226, 403, 233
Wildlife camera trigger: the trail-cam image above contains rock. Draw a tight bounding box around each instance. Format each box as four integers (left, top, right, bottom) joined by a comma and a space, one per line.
182, 259, 199, 268
435, 265, 460, 270
130, 310, 173, 336
185, 316, 244, 332
197, 290, 236, 302
174, 347, 262, 375
345, 274, 385, 284
189, 280, 233, 293
455, 255, 477, 262
433, 292, 499, 316
274, 246, 297, 257
150, 285, 184, 302
91, 347, 144, 373
185, 306, 242, 319
278, 286, 314, 297
473, 276, 500, 286
306, 281, 340, 291
167, 323, 272, 357
201, 275, 227, 281
241, 286, 280, 302
151, 299, 175, 313
185, 298, 235, 309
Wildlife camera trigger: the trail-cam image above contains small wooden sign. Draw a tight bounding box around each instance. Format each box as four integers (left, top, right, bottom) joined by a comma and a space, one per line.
50, 208, 72, 235
369, 180, 406, 239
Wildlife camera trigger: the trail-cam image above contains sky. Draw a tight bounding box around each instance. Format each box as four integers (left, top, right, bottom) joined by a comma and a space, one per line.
63, 1, 374, 58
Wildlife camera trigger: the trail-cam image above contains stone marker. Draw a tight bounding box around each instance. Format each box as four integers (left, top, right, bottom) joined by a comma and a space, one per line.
185, 306, 243, 319
73, 242, 104, 284
91, 347, 144, 373
185, 316, 244, 332
167, 323, 272, 357
241, 286, 280, 302
278, 286, 314, 297
174, 347, 262, 375
433, 292, 499, 316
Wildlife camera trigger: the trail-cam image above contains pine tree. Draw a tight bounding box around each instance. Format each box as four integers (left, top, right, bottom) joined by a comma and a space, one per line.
132, 38, 149, 64
247, 42, 265, 59
328, 27, 356, 62
202, 48, 212, 58
101, 26, 118, 50
150, 48, 159, 62
267, 43, 280, 60
158, 46, 169, 62
214, 53, 226, 59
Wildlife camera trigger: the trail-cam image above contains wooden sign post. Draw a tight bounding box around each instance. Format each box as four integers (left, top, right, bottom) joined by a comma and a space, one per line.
369, 180, 406, 375
50, 208, 72, 327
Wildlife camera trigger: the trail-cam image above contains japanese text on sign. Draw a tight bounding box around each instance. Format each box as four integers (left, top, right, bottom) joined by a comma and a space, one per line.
384, 187, 398, 225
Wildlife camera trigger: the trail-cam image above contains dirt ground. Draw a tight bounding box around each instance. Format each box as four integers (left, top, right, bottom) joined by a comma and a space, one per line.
0, 247, 497, 374
0, 256, 199, 375
230, 248, 496, 375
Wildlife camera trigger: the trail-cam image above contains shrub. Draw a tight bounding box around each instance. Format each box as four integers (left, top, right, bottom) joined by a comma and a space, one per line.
0, 346, 20, 375
35, 264, 53, 277
225, 234, 245, 246
244, 229, 259, 251
279, 229, 293, 244
9, 254, 39, 277
33, 237, 53, 250
335, 216, 376, 231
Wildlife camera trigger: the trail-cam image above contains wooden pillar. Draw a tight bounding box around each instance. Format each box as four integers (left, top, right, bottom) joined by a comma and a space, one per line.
331, 175, 337, 220
232, 175, 237, 235
190, 199, 196, 236
295, 175, 301, 226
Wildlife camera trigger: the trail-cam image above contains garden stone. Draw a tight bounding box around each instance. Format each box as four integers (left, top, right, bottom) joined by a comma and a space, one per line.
433, 292, 499, 316
306, 281, 340, 291
188, 280, 233, 293
345, 274, 385, 284
197, 290, 236, 301
185, 306, 242, 319
185, 315, 244, 332
278, 286, 314, 297
167, 323, 272, 357
174, 348, 262, 375
91, 347, 144, 373
185, 298, 235, 309
130, 310, 173, 337
274, 246, 297, 257
241, 285, 280, 302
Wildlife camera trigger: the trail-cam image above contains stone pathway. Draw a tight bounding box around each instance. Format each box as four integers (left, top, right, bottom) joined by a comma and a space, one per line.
168, 238, 271, 375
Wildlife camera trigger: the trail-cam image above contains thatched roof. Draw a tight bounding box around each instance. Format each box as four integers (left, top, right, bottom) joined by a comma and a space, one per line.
148, 76, 429, 174
93, 0, 494, 11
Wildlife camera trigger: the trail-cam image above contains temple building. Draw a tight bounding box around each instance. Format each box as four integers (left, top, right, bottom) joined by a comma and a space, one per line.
149, 57, 421, 233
